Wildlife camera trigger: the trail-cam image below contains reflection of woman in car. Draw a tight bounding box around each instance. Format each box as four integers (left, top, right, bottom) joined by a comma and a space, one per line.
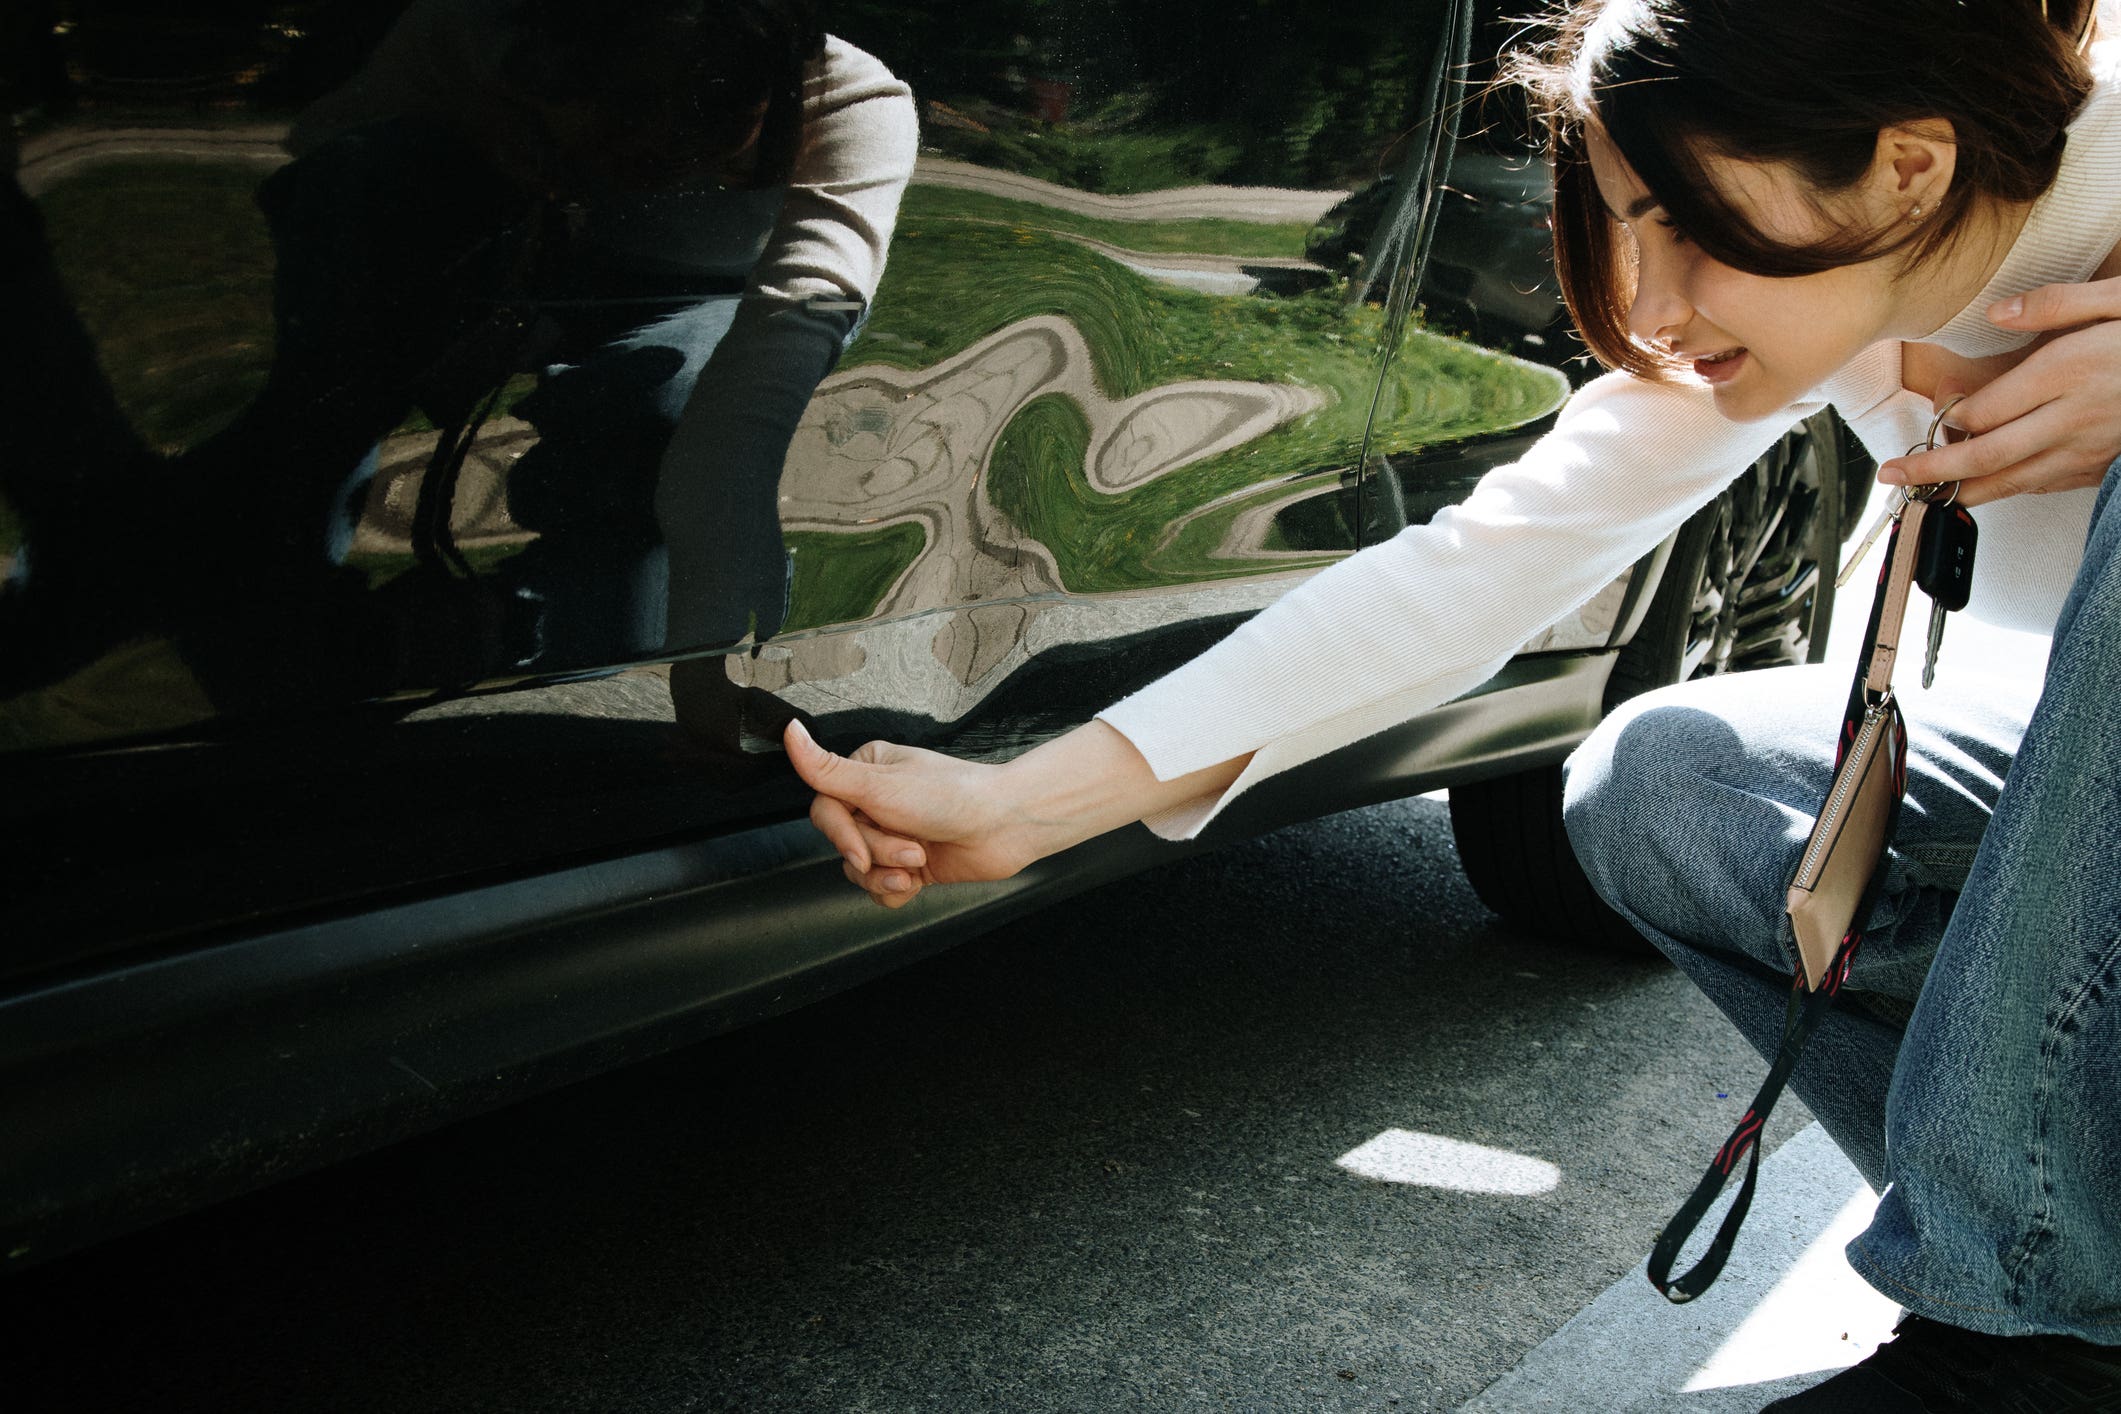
788, 1, 2121, 1405
183, 0, 915, 685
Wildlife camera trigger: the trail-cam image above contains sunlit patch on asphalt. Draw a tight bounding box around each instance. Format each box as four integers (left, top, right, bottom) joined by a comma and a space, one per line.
1461, 1125, 1890, 1412
1335, 1129, 1561, 1195
1681, 1186, 1900, 1392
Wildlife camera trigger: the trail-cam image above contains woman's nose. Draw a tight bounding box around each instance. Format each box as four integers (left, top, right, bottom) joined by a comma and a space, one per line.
1626, 261, 1692, 350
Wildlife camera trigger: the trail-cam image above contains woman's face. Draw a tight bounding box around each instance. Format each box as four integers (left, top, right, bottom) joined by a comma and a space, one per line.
543, 96, 770, 193
1584, 130, 1907, 420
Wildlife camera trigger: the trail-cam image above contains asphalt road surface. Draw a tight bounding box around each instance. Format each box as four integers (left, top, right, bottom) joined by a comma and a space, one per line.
3, 794, 1824, 1413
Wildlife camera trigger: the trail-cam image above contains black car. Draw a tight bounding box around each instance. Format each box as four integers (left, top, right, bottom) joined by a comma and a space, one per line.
0, 0, 1863, 1265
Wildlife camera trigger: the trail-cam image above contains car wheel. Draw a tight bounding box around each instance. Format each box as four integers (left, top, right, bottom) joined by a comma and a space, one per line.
1448, 410, 1851, 951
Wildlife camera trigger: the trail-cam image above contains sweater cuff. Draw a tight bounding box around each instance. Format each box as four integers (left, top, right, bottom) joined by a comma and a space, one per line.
1098, 650, 1510, 841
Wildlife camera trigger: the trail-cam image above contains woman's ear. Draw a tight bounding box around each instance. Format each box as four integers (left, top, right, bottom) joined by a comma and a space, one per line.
1870, 121, 1958, 222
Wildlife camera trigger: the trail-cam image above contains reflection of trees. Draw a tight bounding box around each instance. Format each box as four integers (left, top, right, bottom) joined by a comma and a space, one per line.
834, 0, 1451, 190
20, 2, 418, 115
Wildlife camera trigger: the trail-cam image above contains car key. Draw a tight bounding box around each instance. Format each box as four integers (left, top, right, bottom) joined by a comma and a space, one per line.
1837, 491, 1907, 589
1914, 499, 1978, 687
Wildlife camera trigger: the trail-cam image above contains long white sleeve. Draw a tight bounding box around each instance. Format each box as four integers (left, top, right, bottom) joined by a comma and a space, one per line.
1098, 370, 1812, 838
748, 38, 919, 307
1100, 311, 2091, 842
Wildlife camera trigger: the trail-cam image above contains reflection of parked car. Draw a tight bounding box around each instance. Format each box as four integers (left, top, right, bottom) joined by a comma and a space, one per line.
0, 0, 1860, 1265
1421, 149, 1573, 359
1309, 151, 1567, 360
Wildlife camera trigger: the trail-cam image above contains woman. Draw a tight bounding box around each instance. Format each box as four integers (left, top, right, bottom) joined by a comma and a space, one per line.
160, 0, 915, 699
786, 3, 2121, 1408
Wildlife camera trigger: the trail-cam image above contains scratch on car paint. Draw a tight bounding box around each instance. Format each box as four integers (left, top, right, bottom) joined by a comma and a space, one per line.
387, 1057, 441, 1095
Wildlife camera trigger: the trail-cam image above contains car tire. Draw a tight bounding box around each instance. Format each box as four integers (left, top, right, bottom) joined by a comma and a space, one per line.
1448, 410, 1852, 951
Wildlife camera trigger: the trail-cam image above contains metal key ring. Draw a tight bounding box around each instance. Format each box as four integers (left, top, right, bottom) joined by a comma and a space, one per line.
1895, 447, 1956, 505
1923, 394, 1968, 451
1900, 394, 1969, 505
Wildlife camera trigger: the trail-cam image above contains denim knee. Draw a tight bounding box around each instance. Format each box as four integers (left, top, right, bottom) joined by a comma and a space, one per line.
1561, 701, 1659, 921
1560, 694, 1728, 940
1562, 672, 1837, 972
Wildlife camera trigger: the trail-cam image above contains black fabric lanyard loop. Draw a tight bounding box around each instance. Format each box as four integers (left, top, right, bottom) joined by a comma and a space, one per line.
1645, 508, 1921, 1303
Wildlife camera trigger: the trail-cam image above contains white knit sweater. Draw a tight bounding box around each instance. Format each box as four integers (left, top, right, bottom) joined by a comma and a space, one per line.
1100, 45, 2121, 841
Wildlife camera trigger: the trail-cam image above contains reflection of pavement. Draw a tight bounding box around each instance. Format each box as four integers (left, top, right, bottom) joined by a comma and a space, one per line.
17, 132, 1350, 228
1210, 481, 1350, 563
736, 574, 1314, 743
1055, 234, 1322, 275
732, 316, 1332, 714
914, 156, 1348, 226
348, 422, 535, 557
344, 313, 1330, 596
929, 218, 1330, 297
781, 315, 1327, 620
345, 310, 1330, 714
14, 125, 290, 197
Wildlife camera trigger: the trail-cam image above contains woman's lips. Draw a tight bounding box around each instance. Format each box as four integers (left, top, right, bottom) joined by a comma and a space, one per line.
1694, 348, 1748, 384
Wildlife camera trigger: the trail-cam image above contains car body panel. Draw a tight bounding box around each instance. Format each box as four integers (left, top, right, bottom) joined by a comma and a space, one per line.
0, 0, 1835, 1265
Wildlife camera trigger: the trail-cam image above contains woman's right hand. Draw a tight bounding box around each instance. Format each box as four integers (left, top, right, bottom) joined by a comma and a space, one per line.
783, 720, 1037, 908
785, 718, 1252, 909
1882, 276, 2121, 505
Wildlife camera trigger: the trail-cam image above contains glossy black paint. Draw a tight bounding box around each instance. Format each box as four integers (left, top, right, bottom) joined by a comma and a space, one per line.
0, 0, 1814, 1263
6, 0, 1570, 940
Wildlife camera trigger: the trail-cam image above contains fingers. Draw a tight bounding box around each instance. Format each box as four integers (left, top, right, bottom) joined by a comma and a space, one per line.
783, 717, 848, 796
809, 791, 874, 874
789, 720, 931, 905
841, 855, 924, 908
1989, 275, 2121, 333
1926, 363, 2047, 441
815, 796, 926, 904
1879, 406, 2053, 487
1881, 436, 2104, 509
1952, 448, 2107, 509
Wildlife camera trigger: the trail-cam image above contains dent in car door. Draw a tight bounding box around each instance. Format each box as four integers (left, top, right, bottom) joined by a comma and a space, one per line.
723, 0, 1581, 755
3, 0, 1575, 761
1, 1, 1581, 962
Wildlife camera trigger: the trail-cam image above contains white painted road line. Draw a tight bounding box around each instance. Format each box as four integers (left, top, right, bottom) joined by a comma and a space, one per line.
1461, 1124, 1902, 1412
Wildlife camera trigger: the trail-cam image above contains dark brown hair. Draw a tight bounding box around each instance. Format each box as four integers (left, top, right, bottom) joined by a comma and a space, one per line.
1511, 0, 2099, 376
502, 0, 826, 189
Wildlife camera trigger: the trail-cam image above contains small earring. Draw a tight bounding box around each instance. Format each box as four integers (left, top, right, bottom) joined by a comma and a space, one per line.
1909, 204, 1925, 222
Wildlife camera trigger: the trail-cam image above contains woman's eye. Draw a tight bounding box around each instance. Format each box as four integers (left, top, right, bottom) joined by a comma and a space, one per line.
1655, 218, 1691, 247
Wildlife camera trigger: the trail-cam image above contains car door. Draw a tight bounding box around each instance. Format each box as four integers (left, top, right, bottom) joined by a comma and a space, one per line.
741, 0, 1547, 757
1, 0, 1696, 1266
3, 0, 1536, 958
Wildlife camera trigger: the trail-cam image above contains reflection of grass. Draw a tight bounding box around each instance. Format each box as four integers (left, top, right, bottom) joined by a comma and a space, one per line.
864, 224, 1566, 591
36, 160, 532, 450
36, 161, 276, 451
920, 121, 1244, 197
991, 395, 1343, 592
898, 186, 1311, 261
784, 521, 927, 632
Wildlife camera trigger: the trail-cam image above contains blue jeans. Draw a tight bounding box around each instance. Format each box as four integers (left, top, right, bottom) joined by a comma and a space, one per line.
183, 116, 847, 677
1562, 469, 2121, 1343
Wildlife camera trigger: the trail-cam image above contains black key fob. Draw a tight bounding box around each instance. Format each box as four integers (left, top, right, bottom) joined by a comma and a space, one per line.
1915, 502, 1978, 612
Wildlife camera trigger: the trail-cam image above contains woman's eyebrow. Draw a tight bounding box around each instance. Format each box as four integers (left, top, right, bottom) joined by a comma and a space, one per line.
1604, 194, 1664, 222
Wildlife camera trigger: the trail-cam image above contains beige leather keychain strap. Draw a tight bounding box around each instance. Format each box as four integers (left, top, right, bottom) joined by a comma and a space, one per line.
1653, 422, 1965, 1305
1864, 493, 1929, 697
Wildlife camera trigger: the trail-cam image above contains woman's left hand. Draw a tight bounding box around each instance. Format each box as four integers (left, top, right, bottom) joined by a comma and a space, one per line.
1879, 276, 2121, 507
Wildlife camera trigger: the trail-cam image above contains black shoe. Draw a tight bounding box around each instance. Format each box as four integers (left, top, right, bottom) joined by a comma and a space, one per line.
1764, 1314, 2121, 1412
